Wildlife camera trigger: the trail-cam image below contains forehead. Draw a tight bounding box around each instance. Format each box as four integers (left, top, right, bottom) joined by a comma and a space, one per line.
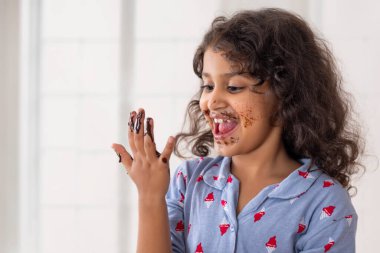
202, 49, 249, 78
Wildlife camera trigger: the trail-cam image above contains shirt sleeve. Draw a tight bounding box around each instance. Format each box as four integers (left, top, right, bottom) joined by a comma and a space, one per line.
296, 209, 358, 253
165, 162, 188, 253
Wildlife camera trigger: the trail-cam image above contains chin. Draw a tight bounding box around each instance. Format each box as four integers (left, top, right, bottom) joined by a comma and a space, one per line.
215, 144, 241, 157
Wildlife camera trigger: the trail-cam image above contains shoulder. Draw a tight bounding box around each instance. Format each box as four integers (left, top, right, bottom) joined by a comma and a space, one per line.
299, 170, 358, 243
295, 172, 358, 251
309, 172, 357, 219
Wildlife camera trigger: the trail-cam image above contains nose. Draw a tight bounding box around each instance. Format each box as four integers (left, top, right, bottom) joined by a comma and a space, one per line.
207, 85, 228, 111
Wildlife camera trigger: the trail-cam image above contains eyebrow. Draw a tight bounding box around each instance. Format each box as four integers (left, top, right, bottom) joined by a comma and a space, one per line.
201, 71, 250, 78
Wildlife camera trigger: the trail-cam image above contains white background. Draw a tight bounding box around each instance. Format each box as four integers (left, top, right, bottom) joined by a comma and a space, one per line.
0, 0, 378, 252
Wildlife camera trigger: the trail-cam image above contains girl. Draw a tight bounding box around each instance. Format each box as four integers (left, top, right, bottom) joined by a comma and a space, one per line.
112, 8, 364, 253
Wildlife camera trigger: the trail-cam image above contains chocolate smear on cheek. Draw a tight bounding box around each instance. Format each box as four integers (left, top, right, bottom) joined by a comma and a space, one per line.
236, 104, 261, 128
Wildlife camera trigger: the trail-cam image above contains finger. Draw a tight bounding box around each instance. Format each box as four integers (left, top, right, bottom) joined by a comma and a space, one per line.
144, 123, 157, 161
134, 108, 146, 155
145, 117, 161, 157
159, 136, 176, 165
111, 143, 133, 169
128, 111, 137, 154
145, 117, 154, 142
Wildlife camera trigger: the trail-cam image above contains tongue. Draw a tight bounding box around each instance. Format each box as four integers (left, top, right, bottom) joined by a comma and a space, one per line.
217, 122, 238, 134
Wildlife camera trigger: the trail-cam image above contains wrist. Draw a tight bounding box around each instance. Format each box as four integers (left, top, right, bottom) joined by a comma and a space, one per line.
138, 195, 167, 207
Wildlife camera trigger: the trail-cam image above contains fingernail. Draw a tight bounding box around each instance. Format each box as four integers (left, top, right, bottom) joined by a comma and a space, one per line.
134, 110, 144, 134
162, 157, 168, 163
117, 153, 122, 163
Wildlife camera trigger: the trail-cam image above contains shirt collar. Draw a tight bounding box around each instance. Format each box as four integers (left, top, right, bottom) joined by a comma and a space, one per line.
267, 158, 323, 199
201, 156, 231, 190
201, 156, 322, 199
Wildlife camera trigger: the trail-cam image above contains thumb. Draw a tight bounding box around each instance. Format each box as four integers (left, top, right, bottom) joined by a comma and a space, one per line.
160, 136, 176, 164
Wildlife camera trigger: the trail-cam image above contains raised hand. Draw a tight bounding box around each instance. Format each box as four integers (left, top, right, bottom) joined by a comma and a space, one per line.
111, 108, 175, 200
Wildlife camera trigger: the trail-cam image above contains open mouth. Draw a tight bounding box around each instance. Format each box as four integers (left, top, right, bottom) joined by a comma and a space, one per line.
212, 117, 239, 140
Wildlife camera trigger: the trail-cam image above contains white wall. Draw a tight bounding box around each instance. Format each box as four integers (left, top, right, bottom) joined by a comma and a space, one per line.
0, 0, 21, 252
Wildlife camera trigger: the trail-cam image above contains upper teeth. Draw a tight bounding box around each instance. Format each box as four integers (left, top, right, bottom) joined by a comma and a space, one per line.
214, 118, 231, 123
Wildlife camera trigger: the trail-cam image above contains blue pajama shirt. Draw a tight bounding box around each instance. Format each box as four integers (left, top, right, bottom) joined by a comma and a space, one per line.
165, 156, 357, 253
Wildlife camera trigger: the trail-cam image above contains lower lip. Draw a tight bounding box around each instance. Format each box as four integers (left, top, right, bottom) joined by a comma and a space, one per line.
213, 124, 239, 140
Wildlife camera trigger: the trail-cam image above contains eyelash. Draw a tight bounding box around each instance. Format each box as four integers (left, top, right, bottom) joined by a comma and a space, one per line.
200, 84, 245, 93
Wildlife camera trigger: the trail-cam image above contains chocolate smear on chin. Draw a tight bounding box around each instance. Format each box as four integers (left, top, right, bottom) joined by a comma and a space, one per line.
230, 136, 239, 144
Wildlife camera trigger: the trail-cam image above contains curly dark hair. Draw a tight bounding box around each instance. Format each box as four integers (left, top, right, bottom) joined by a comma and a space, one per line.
174, 8, 365, 193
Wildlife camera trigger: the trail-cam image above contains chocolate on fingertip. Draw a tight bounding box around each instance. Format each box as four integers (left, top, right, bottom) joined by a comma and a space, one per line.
128, 112, 135, 132
134, 110, 144, 134
145, 117, 154, 142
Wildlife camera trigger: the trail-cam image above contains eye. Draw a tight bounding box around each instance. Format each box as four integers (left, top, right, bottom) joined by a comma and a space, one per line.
200, 84, 214, 92
227, 85, 244, 93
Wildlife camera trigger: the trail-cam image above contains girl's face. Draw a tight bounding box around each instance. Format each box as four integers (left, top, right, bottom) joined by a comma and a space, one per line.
199, 48, 281, 157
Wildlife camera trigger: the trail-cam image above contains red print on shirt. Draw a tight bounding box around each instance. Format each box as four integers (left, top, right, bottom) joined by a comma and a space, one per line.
324, 238, 335, 252
219, 217, 230, 236
204, 192, 215, 208
345, 215, 353, 226
265, 236, 277, 253
175, 220, 184, 232
320, 205, 336, 220
254, 208, 266, 222
178, 191, 185, 207
221, 199, 228, 210
298, 170, 314, 179
183, 175, 187, 184
297, 217, 306, 234
227, 175, 233, 183
196, 175, 204, 182
177, 170, 187, 185
195, 243, 204, 253
323, 179, 334, 188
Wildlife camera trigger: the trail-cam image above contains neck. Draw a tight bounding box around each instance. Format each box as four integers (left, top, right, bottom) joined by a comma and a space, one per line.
231, 128, 300, 181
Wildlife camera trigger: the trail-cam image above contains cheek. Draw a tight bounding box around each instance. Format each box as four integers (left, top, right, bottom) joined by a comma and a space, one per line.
199, 96, 212, 125
199, 95, 208, 111
235, 103, 266, 128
